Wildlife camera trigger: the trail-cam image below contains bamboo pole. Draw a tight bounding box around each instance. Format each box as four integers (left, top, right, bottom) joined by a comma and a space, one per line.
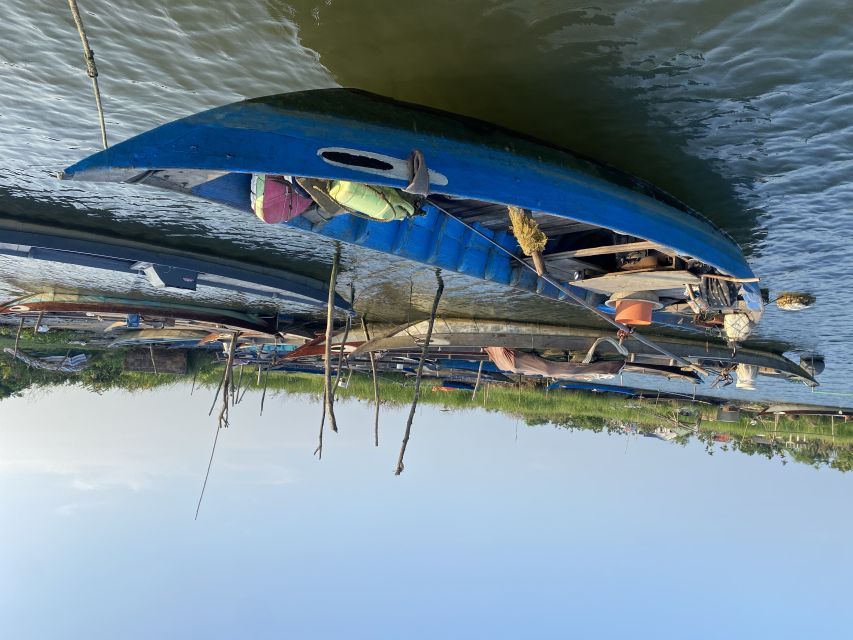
13, 316, 24, 357
472, 360, 484, 400
317, 246, 341, 457
332, 313, 351, 404
237, 370, 250, 405
361, 317, 381, 447
395, 272, 444, 476
208, 338, 234, 416
217, 336, 239, 429
702, 274, 761, 284
234, 364, 244, 404
324, 248, 341, 432
194, 334, 237, 520
194, 333, 239, 520
259, 366, 270, 416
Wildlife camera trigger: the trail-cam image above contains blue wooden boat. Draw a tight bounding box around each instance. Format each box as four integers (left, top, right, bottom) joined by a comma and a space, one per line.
61, 89, 763, 340
547, 381, 637, 395
0, 218, 348, 311
348, 319, 816, 388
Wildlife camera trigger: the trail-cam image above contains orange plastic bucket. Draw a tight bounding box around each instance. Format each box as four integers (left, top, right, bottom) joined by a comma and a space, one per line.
615, 299, 654, 325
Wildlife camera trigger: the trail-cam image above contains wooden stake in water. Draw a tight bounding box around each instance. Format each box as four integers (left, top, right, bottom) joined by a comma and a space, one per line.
195, 334, 239, 520
259, 366, 270, 416
332, 313, 351, 404
316, 246, 341, 458
395, 271, 444, 476
67, 0, 108, 149
13, 316, 24, 357
361, 317, 381, 447
472, 360, 484, 400
34, 310, 44, 336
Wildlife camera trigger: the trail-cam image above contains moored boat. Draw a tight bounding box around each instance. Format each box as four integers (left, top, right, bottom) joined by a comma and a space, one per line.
0, 292, 280, 334
61, 88, 764, 342
0, 217, 347, 310
349, 319, 816, 389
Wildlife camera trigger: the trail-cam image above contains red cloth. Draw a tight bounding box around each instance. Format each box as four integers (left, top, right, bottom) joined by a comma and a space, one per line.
255, 175, 314, 224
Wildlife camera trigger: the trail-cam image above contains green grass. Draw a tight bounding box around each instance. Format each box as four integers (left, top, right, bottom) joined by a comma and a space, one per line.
192, 367, 853, 441
3, 351, 852, 471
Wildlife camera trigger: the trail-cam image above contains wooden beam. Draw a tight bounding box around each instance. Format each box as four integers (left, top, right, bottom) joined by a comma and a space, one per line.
548, 241, 670, 259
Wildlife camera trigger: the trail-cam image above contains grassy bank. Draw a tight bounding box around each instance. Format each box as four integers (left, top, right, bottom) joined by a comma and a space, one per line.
3, 350, 851, 471
191, 366, 853, 442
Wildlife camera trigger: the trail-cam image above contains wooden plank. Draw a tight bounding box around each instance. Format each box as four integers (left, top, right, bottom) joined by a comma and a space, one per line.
548, 240, 668, 259
572, 269, 700, 295
526, 255, 605, 279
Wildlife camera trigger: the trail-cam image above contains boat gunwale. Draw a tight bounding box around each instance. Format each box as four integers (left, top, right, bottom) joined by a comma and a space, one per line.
61, 88, 756, 281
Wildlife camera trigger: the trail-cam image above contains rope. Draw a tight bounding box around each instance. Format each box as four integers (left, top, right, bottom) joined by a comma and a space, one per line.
67, 0, 108, 149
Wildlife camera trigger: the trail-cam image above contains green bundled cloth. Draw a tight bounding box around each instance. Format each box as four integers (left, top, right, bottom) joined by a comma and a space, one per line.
328, 181, 415, 221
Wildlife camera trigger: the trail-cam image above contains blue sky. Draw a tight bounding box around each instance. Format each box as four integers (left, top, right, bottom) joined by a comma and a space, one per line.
1, 385, 850, 639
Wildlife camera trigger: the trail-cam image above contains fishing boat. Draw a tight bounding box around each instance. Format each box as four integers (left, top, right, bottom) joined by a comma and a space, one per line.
0, 218, 346, 310
0, 292, 281, 334
348, 319, 817, 389
106, 328, 216, 348
61, 88, 763, 342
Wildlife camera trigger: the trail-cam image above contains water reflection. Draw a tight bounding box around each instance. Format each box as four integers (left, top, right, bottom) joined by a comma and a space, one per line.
2, 3, 852, 634
0, 277, 847, 474
279, 0, 761, 247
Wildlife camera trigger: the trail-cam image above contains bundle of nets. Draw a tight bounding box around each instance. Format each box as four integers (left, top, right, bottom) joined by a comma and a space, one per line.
507, 206, 547, 256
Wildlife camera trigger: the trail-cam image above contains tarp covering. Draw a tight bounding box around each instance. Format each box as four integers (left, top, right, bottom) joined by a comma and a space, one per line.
485, 347, 623, 381
4, 348, 89, 373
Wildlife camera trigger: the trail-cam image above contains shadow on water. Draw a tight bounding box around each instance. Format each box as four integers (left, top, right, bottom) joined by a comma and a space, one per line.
276, 0, 762, 249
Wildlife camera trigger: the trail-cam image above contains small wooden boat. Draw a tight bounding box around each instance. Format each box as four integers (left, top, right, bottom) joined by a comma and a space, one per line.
0, 217, 346, 310
546, 381, 638, 396
106, 328, 214, 348
350, 319, 816, 388
0, 292, 279, 334
756, 405, 853, 418
61, 89, 763, 342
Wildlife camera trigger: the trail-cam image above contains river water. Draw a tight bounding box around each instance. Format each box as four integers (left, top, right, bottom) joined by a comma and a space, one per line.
1, 0, 851, 404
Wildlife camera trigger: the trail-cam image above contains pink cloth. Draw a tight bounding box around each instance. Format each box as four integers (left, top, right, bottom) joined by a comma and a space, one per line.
254, 175, 314, 224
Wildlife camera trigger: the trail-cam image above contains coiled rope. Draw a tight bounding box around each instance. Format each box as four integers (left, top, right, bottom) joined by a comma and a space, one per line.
67, 0, 108, 149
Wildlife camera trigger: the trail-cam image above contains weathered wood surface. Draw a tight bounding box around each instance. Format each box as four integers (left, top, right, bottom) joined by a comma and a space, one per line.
572, 269, 700, 295
548, 240, 665, 259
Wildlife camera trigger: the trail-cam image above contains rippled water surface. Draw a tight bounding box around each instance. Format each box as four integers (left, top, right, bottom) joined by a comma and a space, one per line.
1, 0, 851, 404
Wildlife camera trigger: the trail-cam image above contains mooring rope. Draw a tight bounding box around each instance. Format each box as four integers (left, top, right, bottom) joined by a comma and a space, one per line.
67, 0, 108, 149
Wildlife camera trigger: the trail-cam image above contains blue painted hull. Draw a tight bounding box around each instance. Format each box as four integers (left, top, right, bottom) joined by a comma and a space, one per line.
547, 381, 636, 395
61, 89, 762, 326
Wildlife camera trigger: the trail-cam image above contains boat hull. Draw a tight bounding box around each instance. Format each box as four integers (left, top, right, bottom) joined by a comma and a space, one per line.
61, 89, 763, 326
352, 319, 816, 386
0, 293, 279, 334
